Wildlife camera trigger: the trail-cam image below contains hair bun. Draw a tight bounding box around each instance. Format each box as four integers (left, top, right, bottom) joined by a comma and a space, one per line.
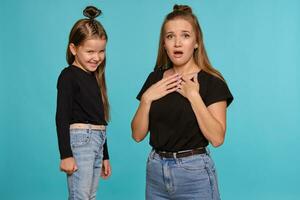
173, 4, 192, 13
83, 6, 101, 19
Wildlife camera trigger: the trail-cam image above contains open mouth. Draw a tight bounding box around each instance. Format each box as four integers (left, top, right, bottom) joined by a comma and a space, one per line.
173, 50, 183, 57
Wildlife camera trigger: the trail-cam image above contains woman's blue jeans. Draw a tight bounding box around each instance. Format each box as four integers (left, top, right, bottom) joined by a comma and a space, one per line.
146, 149, 221, 200
67, 128, 106, 200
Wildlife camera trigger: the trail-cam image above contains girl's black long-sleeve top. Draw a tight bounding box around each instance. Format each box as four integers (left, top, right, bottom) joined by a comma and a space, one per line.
56, 65, 109, 160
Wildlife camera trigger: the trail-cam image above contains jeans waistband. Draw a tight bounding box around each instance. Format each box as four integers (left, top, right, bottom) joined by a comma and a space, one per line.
70, 123, 106, 131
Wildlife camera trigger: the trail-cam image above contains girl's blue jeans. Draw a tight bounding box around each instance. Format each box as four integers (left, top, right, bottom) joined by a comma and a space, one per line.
67, 128, 106, 200
146, 149, 221, 200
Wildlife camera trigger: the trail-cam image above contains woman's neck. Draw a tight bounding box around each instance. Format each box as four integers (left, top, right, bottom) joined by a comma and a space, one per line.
172, 60, 200, 75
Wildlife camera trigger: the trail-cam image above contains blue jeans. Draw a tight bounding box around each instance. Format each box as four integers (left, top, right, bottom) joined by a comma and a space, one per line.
67, 128, 106, 200
146, 149, 220, 200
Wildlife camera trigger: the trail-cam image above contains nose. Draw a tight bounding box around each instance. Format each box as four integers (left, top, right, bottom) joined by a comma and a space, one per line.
174, 37, 182, 47
93, 53, 101, 62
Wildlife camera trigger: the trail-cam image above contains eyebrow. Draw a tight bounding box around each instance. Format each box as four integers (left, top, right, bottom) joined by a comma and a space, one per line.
165, 30, 191, 34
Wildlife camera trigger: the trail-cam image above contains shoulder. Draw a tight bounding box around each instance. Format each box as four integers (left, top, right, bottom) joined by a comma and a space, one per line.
58, 66, 75, 80
145, 69, 164, 83
200, 70, 233, 107
199, 70, 225, 86
57, 66, 75, 87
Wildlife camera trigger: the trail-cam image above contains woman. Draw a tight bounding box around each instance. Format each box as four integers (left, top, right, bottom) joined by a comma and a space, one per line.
131, 4, 233, 200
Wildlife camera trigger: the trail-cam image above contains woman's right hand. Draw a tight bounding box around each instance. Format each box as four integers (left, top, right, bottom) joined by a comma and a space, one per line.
141, 73, 181, 104
60, 157, 78, 175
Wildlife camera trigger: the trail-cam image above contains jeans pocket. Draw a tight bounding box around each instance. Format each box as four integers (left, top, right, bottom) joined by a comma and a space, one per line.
70, 131, 90, 148
179, 155, 206, 171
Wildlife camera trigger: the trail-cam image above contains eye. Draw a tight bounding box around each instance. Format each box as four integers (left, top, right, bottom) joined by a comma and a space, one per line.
183, 33, 190, 38
166, 34, 173, 39
87, 50, 94, 53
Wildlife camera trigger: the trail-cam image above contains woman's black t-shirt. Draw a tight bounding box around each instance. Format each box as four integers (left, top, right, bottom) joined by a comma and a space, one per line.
56, 65, 109, 159
137, 69, 233, 152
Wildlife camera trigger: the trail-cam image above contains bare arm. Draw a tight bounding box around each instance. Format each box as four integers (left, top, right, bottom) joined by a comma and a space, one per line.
131, 73, 181, 142
177, 74, 227, 147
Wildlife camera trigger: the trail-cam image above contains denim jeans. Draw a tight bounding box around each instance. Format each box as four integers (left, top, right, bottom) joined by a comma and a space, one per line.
67, 128, 106, 200
146, 149, 220, 200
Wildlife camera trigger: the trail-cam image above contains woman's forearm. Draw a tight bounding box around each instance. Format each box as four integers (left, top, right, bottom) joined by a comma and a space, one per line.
131, 98, 152, 142
188, 93, 226, 147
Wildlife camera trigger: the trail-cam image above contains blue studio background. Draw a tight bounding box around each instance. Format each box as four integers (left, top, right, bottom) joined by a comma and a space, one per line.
1, 0, 299, 199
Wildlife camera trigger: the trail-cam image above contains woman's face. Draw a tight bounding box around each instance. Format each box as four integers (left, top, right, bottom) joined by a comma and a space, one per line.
163, 18, 198, 67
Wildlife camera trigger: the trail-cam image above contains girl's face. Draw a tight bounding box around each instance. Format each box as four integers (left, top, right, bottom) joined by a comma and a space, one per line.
70, 38, 106, 72
163, 18, 198, 67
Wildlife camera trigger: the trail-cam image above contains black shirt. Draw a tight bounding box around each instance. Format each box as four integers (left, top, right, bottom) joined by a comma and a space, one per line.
137, 69, 233, 152
56, 65, 109, 159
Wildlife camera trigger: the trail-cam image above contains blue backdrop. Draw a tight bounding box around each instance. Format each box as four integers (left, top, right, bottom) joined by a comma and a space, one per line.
1, 0, 299, 199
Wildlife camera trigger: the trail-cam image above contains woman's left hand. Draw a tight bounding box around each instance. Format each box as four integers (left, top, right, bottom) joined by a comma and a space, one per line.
177, 73, 200, 100
101, 159, 112, 179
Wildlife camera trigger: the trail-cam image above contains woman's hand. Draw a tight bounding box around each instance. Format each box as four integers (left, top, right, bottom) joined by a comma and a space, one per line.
141, 73, 181, 104
60, 157, 78, 175
177, 73, 200, 100
101, 159, 111, 179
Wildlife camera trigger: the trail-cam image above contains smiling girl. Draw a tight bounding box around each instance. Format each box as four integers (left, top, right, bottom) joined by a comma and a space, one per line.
56, 6, 111, 199
131, 4, 233, 200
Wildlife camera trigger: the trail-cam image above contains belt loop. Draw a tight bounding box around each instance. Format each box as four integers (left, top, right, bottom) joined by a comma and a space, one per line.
206, 147, 210, 155
88, 124, 92, 133
151, 149, 155, 159
173, 152, 177, 159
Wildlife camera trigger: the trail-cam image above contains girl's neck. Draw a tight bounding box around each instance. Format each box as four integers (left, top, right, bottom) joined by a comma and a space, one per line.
72, 62, 92, 74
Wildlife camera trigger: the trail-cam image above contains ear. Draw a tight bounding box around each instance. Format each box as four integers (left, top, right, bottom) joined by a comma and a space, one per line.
194, 43, 198, 49
69, 43, 77, 56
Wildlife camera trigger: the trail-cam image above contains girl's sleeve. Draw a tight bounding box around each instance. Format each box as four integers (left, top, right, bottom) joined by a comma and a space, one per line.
55, 70, 74, 159
102, 139, 109, 160
205, 76, 233, 107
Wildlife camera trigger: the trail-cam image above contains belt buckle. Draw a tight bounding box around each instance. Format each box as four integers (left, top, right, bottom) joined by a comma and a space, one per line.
173, 152, 177, 159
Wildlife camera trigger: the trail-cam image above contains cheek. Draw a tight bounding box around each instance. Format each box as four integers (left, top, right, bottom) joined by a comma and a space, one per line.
164, 42, 172, 54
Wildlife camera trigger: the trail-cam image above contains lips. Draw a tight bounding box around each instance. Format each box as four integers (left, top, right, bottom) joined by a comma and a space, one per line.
173, 50, 184, 58
88, 62, 99, 68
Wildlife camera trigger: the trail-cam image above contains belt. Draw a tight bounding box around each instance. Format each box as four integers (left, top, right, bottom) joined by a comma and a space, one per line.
70, 123, 106, 131
155, 148, 206, 158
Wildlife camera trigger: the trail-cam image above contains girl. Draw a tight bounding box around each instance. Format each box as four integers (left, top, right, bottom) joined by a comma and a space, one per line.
131, 5, 233, 200
56, 6, 111, 199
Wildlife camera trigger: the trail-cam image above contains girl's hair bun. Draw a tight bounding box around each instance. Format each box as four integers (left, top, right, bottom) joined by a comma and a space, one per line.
83, 6, 101, 19
173, 4, 192, 13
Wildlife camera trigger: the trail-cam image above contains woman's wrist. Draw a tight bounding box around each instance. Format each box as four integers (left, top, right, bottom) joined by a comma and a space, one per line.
141, 95, 152, 105
187, 90, 200, 102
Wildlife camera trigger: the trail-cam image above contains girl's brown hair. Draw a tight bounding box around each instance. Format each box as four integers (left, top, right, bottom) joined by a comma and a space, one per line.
66, 6, 110, 121
155, 4, 224, 81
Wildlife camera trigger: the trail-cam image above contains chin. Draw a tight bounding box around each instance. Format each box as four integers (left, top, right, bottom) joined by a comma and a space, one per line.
171, 61, 187, 67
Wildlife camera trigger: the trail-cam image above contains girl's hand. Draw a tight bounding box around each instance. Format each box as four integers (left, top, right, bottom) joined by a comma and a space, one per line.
101, 159, 111, 179
60, 157, 78, 175
177, 73, 200, 100
141, 73, 181, 104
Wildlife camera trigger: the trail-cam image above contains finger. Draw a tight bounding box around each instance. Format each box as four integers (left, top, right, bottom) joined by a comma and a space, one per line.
160, 73, 181, 84
66, 170, 74, 175
179, 81, 186, 86
73, 164, 78, 172
176, 88, 183, 95
166, 80, 180, 90
104, 165, 108, 175
192, 74, 198, 82
164, 86, 178, 95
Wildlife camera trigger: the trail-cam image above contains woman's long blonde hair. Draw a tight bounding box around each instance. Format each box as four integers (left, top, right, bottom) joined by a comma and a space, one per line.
155, 4, 224, 81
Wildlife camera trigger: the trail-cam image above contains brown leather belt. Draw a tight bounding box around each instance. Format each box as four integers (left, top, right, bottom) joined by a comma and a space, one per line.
70, 123, 106, 131
155, 148, 206, 158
